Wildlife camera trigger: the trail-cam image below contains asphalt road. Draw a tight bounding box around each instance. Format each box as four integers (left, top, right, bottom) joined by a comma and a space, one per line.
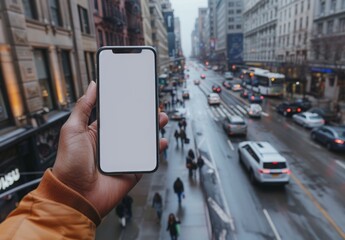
185, 61, 345, 240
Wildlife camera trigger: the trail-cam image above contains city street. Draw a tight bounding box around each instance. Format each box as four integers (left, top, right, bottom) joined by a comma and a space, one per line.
96, 61, 345, 240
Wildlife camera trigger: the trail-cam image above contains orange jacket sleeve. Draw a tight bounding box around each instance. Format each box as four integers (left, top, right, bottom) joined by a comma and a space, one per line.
0, 169, 101, 240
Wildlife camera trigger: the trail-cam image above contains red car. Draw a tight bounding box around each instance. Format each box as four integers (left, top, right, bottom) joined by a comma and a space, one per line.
212, 85, 222, 93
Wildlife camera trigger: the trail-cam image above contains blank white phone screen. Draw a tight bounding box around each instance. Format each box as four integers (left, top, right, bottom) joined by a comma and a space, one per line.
98, 48, 158, 173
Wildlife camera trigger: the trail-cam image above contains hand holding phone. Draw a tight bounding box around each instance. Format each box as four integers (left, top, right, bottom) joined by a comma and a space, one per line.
97, 47, 158, 174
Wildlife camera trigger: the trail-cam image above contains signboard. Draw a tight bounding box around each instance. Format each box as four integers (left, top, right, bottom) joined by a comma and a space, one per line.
163, 11, 174, 33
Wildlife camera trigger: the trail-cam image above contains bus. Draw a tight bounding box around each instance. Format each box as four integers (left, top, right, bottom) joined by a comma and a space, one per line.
242, 68, 285, 97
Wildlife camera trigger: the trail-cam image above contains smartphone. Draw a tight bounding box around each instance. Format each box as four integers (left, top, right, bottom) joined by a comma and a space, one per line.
97, 46, 158, 174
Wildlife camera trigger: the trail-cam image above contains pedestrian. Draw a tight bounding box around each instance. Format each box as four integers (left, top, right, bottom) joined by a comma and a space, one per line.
166, 213, 181, 240
174, 130, 180, 145
152, 192, 163, 221
116, 202, 126, 227
186, 155, 193, 177
179, 129, 186, 148
181, 119, 187, 130
173, 177, 184, 204
161, 127, 166, 138
167, 100, 171, 110
176, 98, 180, 106
187, 149, 195, 160
178, 120, 183, 129
122, 195, 133, 220
197, 155, 205, 170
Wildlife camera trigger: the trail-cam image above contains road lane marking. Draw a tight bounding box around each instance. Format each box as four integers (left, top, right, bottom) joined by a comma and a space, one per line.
207, 109, 218, 122
291, 173, 345, 239
236, 105, 247, 115
198, 137, 205, 149
336, 160, 345, 170
216, 107, 226, 118
227, 139, 234, 151
230, 105, 243, 116
208, 197, 234, 229
263, 209, 282, 240
261, 111, 269, 117
210, 107, 221, 118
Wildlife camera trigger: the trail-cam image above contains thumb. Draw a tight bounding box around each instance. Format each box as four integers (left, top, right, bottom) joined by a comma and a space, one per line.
68, 81, 97, 128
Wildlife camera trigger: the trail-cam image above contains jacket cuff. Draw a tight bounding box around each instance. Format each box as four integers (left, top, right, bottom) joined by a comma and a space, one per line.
35, 169, 102, 226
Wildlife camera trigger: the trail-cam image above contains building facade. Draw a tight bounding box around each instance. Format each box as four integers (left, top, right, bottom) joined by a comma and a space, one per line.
0, 0, 97, 221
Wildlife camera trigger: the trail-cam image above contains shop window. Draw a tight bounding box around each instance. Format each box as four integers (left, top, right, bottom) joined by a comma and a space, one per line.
33, 49, 56, 111
49, 0, 62, 27
0, 68, 12, 129
22, 0, 38, 20
78, 5, 91, 34
60, 50, 76, 104
85, 52, 96, 83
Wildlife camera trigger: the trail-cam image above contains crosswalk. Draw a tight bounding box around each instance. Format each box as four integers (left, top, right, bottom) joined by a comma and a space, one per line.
208, 104, 249, 121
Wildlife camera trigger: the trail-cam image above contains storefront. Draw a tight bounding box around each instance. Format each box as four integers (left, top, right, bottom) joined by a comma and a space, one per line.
310, 67, 335, 98
0, 113, 69, 222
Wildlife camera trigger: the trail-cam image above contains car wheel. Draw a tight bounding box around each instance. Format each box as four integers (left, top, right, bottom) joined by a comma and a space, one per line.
249, 169, 256, 185
326, 142, 332, 150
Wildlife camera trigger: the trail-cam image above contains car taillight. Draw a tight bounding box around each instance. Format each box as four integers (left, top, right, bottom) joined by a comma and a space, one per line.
259, 169, 270, 174
297, 108, 302, 112
217, 88, 221, 92
251, 96, 255, 100
260, 96, 264, 99
286, 108, 291, 112
282, 169, 291, 174
334, 139, 344, 144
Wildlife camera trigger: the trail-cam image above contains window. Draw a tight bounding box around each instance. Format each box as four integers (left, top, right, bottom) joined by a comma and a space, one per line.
94, 0, 98, 11
33, 49, 55, 110
236, 9, 242, 14
22, 0, 38, 20
330, 0, 336, 11
243, 145, 260, 163
84, 52, 95, 83
49, 0, 62, 26
60, 50, 75, 104
320, 0, 326, 15
229, 17, 234, 22
300, 17, 303, 30
301, 1, 304, 12
343, 0, 345, 8
105, 31, 110, 45
78, 5, 90, 34
340, 18, 345, 32
295, 4, 298, 14
236, 25, 241, 29
228, 25, 234, 30
229, 10, 234, 14
317, 23, 323, 34
327, 20, 334, 34
0, 68, 12, 128
229, 2, 234, 7
98, 30, 104, 46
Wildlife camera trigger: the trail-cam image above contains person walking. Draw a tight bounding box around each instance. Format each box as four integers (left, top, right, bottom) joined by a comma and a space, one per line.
178, 120, 183, 130
179, 129, 186, 148
166, 213, 181, 240
115, 202, 126, 227
173, 177, 184, 204
181, 119, 187, 130
186, 149, 195, 177
152, 192, 163, 221
174, 130, 180, 145
122, 195, 133, 220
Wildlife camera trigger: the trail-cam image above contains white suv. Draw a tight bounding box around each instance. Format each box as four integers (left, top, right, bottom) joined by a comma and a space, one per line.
238, 141, 290, 185
207, 93, 220, 105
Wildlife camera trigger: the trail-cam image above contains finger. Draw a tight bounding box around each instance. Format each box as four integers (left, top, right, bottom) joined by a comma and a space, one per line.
159, 112, 169, 129
69, 81, 97, 128
159, 138, 168, 152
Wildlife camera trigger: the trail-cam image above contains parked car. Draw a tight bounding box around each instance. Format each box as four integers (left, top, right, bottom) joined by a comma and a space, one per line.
311, 126, 345, 151
222, 80, 232, 89
212, 84, 222, 93
238, 141, 290, 185
207, 93, 221, 105
223, 71, 234, 80
200, 74, 206, 79
292, 112, 325, 128
182, 89, 190, 99
294, 98, 312, 111
193, 79, 200, 85
170, 108, 187, 120
308, 107, 341, 123
276, 102, 302, 117
222, 115, 247, 136
248, 92, 264, 103
247, 104, 262, 118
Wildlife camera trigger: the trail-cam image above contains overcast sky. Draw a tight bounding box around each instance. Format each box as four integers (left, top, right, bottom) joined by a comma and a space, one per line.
170, 0, 207, 57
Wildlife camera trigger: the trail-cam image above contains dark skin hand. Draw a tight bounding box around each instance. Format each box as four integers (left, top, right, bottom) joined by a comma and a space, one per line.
52, 81, 169, 217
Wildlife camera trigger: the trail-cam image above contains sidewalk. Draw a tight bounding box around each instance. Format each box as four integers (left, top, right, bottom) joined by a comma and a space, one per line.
96, 100, 211, 240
